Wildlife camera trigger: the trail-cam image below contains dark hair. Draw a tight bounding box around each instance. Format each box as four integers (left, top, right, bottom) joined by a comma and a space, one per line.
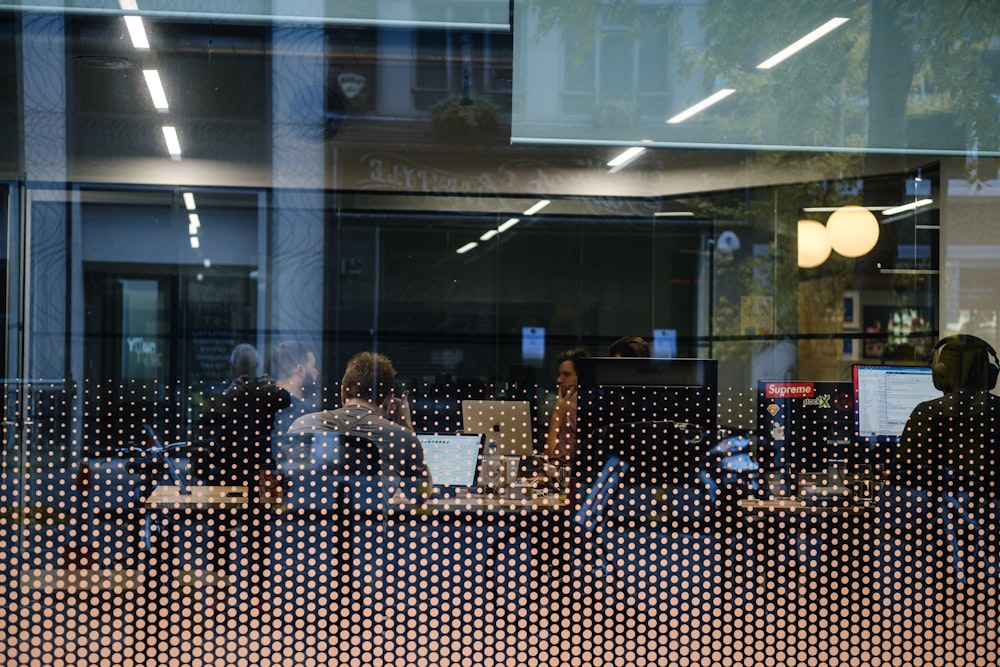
342, 351, 397, 405
271, 340, 315, 380
228, 343, 260, 380
609, 336, 650, 358
557, 347, 592, 368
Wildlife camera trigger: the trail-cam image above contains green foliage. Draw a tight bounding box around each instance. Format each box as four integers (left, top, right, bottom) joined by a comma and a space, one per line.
430, 94, 501, 137
522, 0, 1000, 159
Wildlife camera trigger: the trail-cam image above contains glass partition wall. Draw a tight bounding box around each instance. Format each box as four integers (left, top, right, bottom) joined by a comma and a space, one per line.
1, 2, 998, 665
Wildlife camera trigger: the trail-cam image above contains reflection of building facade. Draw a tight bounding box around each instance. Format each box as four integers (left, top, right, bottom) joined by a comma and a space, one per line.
2, 3, 1000, 665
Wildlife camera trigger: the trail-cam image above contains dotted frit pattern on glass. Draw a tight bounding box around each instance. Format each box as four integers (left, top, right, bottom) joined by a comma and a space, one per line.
3, 378, 999, 666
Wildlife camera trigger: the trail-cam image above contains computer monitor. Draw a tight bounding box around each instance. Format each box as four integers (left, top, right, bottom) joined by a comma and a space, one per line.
853, 364, 939, 446
756, 380, 855, 475
575, 356, 717, 393
574, 357, 718, 488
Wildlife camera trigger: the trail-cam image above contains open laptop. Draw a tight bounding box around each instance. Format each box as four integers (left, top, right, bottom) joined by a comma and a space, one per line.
417, 432, 486, 497
460, 400, 534, 456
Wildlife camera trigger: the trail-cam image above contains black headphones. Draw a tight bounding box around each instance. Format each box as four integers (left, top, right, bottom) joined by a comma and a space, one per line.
930, 334, 1000, 392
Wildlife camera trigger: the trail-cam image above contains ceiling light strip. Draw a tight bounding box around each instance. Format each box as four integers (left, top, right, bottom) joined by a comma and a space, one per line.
161, 126, 182, 157
523, 200, 550, 216
666, 89, 736, 124
607, 147, 646, 173
881, 199, 933, 216
142, 69, 169, 110
756, 17, 850, 70
123, 14, 150, 49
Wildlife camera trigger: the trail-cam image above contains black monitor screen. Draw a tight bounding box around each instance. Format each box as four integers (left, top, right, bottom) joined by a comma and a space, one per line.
574, 357, 718, 488
575, 356, 717, 391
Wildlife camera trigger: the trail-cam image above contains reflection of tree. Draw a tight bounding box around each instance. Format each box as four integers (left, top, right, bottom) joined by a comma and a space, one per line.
523, 0, 1000, 161
694, 177, 857, 367
701, 0, 1000, 157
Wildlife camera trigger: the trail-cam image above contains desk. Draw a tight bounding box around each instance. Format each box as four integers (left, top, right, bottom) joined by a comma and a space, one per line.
391, 491, 572, 612
143, 484, 259, 599
396, 492, 568, 513
145, 485, 249, 509
736, 497, 874, 634
143, 482, 571, 620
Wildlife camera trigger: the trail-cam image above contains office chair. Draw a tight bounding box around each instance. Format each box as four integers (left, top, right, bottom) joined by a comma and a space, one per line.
570, 456, 631, 588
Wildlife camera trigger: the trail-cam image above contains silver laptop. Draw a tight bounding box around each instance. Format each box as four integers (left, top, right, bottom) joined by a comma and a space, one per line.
460, 400, 534, 457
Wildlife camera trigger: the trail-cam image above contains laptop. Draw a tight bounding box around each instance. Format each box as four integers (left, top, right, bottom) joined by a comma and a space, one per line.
460, 400, 534, 456
417, 432, 486, 497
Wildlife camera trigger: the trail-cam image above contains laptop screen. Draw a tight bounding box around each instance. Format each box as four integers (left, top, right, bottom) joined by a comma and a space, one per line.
853, 365, 938, 445
417, 433, 484, 487
460, 400, 533, 456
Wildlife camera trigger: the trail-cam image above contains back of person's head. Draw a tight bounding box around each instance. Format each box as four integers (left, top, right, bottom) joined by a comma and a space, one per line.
229, 343, 260, 380
609, 336, 650, 358
271, 340, 315, 381
931, 334, 1000, 393
342, 351, 397, 405
558, 347, 592, 367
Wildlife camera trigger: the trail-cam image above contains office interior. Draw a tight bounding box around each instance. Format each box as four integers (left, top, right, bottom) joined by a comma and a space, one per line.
2, 1, 999, 665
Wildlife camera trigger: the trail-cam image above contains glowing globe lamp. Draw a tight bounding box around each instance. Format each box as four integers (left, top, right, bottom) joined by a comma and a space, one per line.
826, 205, 879, 258
797, 219, 831, 268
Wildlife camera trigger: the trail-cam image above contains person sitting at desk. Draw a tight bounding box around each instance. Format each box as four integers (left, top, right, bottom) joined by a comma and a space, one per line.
897, 334, 1000, 488
544, 347, 591, 464
270, 339, 321, 435
609, 336, 650, 358
195, 343, 292, 486
288, 351, 431, 494
894, 334, 1000, 587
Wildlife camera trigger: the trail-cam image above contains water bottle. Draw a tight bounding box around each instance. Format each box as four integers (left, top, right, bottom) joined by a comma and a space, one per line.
481, 438, 502, 492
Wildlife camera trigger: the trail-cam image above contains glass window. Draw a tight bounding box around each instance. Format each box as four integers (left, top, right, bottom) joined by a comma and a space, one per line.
2, 3, 999, 665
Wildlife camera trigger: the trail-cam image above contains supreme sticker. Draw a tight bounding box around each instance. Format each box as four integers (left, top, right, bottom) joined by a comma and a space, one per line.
765, 382, 815, 398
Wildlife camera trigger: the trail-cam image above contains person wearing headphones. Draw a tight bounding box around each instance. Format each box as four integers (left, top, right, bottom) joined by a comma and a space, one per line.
898, 334, 1000, 487
894, 333, 1000, 591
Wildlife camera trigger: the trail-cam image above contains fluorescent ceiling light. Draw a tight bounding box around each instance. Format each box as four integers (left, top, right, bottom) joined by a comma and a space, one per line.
803, 206, 890, 213
189, 236, 200, 249
456, 241, 478, 254
523, 200, 551, 216
182, 192, 196, 210
654, 211, 695, 217
480, 217, 521, 241
118, 0, 139, 10
142, 70, 169, 111
607, 147, 646, 173
497, 217, 520, 233
161, 126, 181, 157
756, 18, 850, 70
666, 89, 736, 124
188, 213, 201, 230
123, 15, 150, 49
881, 199, 933, 216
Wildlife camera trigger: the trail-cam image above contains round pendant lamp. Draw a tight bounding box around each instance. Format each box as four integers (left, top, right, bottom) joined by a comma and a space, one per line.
797, 219, 831, 268
826, 205, 879, 258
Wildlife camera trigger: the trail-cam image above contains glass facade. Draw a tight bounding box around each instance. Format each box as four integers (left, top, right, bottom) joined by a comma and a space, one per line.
2, 1, 999, 664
